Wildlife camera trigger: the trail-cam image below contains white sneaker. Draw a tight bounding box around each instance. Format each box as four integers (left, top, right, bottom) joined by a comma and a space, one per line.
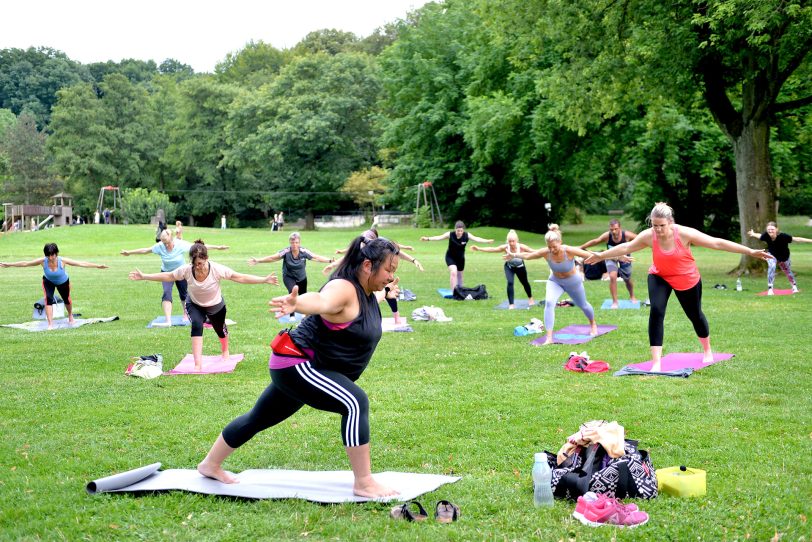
767, 288, 774, 296
792, 285, 799, 293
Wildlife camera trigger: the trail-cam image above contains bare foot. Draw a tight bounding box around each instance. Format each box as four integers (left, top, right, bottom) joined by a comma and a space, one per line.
221, 352, 230, 363
508, 304, 515, 310
630, 297, 638, 304
610, 303, 619, 309
540, 337, 554, 345
590, 324, 598, 336
68, 318, 76, 325
197, 461, 239, 484
194, 363, 202, 371
651, 361, 662, 372
353, 475, 399, 498
702, 353, 714, 364
47, 324, 54, 330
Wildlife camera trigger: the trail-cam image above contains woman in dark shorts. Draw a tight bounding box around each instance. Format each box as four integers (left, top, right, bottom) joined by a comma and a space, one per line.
421, 220, 493, 290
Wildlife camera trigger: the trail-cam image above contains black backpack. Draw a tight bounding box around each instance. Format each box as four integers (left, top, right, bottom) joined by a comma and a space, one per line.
583, 261, 607, 280
452, 284, 488, 300
545, 440, 658, 500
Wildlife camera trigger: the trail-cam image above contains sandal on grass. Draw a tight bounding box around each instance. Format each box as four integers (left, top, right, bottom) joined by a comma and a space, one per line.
390, 501, 429, 522
434, 500, 461, 523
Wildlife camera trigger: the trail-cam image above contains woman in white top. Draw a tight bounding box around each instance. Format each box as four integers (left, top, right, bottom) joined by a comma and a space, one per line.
120, 229, 228, 326
472, 229, 536, 309
129, 239, 279, 371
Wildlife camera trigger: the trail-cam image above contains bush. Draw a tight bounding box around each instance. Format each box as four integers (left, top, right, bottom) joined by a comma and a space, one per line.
415, 205, 432, 228
121, 188, 176, 224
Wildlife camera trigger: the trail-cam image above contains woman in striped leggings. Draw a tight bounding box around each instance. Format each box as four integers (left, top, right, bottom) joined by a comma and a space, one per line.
198, 236, 402, 498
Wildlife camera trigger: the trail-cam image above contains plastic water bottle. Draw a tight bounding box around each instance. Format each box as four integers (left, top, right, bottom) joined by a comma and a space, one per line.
736, 278, 742, 291
532, 453, 554, 507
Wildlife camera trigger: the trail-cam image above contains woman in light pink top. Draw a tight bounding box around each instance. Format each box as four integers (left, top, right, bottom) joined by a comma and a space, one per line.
129, 239, 280, 371
586, 203, 772, 371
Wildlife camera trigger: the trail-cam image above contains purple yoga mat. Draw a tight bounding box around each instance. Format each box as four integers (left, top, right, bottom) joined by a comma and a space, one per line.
756, 289, 796, 296
167, 354, 244, 375
530, 324, 617, 345
626, 352, 734, 372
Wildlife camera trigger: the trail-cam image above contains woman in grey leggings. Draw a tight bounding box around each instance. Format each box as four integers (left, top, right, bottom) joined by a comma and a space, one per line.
509, 225, 598, 345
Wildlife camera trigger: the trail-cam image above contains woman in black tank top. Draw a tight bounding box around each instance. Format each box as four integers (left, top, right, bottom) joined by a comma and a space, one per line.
197, 236, 402, 499
421, 220, 493, 291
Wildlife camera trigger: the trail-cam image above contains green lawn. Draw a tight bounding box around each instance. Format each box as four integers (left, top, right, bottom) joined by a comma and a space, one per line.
0, 217, 810, 541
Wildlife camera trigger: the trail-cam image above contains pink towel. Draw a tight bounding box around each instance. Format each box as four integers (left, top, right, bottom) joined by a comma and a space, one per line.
627, 352, 734, 372
167, 354, 244, 375
756, 289, 796, 296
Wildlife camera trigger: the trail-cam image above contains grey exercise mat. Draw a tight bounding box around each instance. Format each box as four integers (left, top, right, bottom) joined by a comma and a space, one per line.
87, 463, 460, 503
1, 316, 119, 332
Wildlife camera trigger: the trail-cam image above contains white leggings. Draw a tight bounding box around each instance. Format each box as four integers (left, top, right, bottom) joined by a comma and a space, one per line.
544, 274, 594, 331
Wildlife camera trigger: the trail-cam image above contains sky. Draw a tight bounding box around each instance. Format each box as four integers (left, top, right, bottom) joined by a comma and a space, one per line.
3, 0, 431, 73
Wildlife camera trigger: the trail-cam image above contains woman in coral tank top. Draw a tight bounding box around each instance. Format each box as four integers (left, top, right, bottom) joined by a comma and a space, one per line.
585, 203, 773, 371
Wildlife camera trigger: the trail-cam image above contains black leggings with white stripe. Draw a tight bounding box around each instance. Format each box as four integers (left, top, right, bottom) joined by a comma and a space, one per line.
222, 361, 370, 448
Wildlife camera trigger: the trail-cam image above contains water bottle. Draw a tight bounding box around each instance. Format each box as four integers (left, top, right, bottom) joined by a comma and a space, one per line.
736, 278, 742, 291
532, 453, 554, 507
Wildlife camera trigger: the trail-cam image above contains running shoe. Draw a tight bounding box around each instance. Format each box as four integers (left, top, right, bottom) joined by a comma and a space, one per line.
792, 285, 799, 293
767, 288, 775, 296
575, 493, 648, 528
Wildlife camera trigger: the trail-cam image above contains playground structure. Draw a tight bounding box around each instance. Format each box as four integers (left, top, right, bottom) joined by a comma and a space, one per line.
2, 193, 73, 232
415, 181, 443, 228
97, 186, 122, 223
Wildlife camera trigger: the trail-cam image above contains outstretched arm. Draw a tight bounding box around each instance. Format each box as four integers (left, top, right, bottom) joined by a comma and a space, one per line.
306, 251, 335, 264
206, 244, 229, 251
420, 232, 450, 242
580, 232, 609, 250
562, 245, 604, 260
61, 257, 108, 269
247, 253, 282, 266
507, 247, 550, 261
471, 244, 509, 253
586, 230, 653, 263
270, 280, 355, 318
229, 271, 280, 285
746, 229, 763, 240
468, 234, 493, 243
685, 228, 774, 260
791, 236, 812, 243
120, 247, 153, 256
395, 243, 414, 251
129, 269, 176, 282
0, 257, 46, 268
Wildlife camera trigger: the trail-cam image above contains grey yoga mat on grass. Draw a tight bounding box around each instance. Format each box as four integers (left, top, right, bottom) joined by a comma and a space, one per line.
87, 463, 460, 503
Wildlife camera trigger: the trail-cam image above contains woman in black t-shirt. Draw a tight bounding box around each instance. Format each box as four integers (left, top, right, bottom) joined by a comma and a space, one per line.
421, 220, 493, 290
748, 221, 812, 294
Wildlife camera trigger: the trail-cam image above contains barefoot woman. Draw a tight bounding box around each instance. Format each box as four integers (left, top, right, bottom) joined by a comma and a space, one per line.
198, 236, 401, 498
586, 203, 773, 370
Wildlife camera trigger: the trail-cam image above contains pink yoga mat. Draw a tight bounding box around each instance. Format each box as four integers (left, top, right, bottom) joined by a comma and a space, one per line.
530, 324, 617, 345
756, 289, 796, 296
167, 354, 244, 375
626, 352, 734, 372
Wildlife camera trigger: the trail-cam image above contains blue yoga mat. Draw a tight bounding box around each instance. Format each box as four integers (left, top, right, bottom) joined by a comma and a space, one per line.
147, 315, 190, 328
494, 299, 539, 310
278, 313, 305, 324
438, 288, 454, 299
600, 299, 641, 310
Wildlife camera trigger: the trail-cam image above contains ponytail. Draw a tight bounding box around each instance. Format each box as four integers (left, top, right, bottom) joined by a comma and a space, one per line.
332, 236, 399, 281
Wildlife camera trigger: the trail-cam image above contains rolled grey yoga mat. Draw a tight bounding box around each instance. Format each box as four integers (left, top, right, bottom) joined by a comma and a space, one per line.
86, 462, 162, 494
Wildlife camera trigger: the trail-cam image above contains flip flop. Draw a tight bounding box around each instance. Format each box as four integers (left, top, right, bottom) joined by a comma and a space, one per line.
390, 501, 428, 522
434, 500, 461, 523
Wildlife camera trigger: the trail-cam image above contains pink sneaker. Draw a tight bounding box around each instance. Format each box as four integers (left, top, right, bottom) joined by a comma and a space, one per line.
573, 492, 639, 521
575, 493, 647, 528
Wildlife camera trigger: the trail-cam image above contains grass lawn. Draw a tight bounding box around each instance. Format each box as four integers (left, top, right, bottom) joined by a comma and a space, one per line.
0, 216, 810, 541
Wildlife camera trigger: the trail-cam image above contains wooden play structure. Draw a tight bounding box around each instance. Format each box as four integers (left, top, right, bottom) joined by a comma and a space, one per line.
415, 181, 443, 228
2, 193, 74, 232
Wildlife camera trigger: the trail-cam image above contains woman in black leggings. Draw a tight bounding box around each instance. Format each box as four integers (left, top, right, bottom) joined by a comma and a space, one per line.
471, 229, 536, 309
197, 236, 402, 498
586, 203, 773, 370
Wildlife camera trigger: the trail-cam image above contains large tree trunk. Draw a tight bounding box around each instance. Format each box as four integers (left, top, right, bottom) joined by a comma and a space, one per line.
731, 119, 775, 274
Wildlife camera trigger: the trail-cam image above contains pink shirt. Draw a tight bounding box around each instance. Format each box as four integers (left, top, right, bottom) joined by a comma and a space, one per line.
648, 225, 701, 290
172, 261, 234, 306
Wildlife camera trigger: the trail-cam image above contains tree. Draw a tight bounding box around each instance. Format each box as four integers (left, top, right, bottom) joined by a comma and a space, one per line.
1, 112, 58, 204
486, 0, 812, 270
162, 76, 251, 224
158, 59, 195, 78
224, 52, 382, 228
215, 41, 288, 88
0, 47, 91, 125
341, 166, 389, 213
292, 29, 360, 56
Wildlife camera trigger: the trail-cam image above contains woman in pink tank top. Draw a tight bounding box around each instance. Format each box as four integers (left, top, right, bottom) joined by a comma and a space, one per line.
585, 203, 773, 371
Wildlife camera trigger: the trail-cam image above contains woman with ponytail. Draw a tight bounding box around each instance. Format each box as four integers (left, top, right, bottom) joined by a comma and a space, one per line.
129, 239, 279, 371
197, 236, 401, 498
